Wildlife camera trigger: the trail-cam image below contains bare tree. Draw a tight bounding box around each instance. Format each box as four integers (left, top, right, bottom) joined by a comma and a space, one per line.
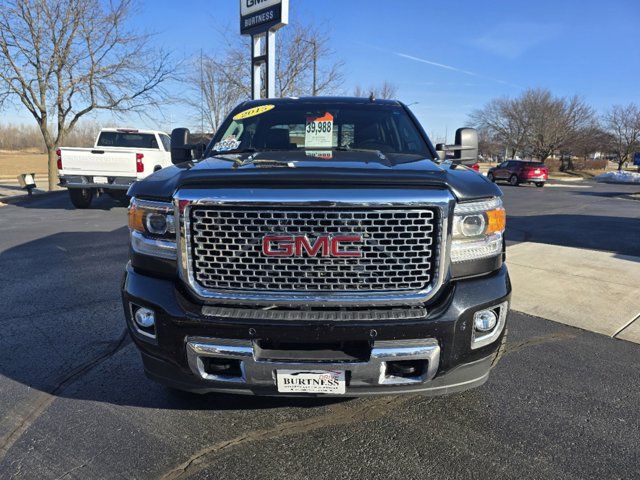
563, 123, 613, 170
187, 53, 246, 133
0, 123, 45, 151
0, 0, 173, 189
471, 89, 594, 162
353, 81, 398, 99
476, 127, 502, 161
470, 97, 530, 159
603, 104, 640, 170
188, 22, 343, 129
275, 24, 343, 97
522, 89, 594, 161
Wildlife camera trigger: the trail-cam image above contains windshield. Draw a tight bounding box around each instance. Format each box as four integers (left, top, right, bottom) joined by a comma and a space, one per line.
97, 132, 158, 149
209, 102, 431, 157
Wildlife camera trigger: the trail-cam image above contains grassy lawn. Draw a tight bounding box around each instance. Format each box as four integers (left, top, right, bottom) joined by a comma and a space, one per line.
0, 151, 48, 177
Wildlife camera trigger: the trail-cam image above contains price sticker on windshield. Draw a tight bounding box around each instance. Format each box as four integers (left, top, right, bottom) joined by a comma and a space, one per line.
305, 112, 334, 149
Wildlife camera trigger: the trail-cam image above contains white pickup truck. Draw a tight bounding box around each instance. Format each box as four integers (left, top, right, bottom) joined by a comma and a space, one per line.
57, 128, 172, 208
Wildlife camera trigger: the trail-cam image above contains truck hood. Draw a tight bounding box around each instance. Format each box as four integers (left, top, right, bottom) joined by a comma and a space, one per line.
129, 150, 501, 202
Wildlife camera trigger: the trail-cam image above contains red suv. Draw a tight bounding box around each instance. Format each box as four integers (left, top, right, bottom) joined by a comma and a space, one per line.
487, 160, 548, 187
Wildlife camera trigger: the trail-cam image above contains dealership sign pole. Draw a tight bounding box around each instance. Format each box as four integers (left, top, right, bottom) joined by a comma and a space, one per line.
240, 0, 289, 100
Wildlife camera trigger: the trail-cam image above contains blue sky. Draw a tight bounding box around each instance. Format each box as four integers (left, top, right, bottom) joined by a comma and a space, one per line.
5, 0, 640, 141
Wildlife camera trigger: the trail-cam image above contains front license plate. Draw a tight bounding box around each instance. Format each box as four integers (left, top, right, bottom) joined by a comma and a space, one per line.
277, 369, 346, 394
93, 176, 108, 184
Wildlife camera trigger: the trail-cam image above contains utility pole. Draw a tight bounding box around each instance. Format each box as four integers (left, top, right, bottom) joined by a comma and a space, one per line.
312, 40, 317, 96
303, 39, 318, 96
200, 48, 204, 133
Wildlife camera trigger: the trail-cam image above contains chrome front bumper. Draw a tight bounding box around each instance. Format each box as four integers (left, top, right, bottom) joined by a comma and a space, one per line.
185, 337, 441, 391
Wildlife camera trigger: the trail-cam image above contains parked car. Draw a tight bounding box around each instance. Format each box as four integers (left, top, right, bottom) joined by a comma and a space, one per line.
57, 128, 173, 208
121, 97, 511, 397
487, 160, 548, 187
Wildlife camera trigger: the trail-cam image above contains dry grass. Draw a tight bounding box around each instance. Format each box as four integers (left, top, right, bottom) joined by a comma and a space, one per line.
0, 151, 48, 177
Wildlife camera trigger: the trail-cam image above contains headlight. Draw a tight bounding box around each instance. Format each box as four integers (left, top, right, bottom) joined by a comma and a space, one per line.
128, 198, 177, 259
129, 198, 175, 237
451, 197, 505, 263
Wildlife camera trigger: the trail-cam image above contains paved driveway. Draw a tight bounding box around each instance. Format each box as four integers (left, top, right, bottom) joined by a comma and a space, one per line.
0, 185, 638, 479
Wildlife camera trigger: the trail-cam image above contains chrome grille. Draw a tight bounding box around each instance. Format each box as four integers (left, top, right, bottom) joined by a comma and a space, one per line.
189, 208, 437, 293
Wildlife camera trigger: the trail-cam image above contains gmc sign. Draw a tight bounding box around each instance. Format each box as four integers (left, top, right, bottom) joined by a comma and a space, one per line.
240, 0, 289, 35
262, 235, 363, 258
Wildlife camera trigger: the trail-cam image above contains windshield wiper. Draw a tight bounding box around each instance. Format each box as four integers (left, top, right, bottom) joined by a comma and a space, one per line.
211, 147, 257, 155
332, 146, 387, 159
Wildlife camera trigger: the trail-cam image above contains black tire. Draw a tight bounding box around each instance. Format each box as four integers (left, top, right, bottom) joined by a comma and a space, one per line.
68, 188, 93, 208
535, 182, 545, 188
487, 172, 495, 182
509, 175, 519, 186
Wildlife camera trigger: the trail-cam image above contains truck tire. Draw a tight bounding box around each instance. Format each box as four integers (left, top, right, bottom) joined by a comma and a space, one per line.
69, 188, 93, 209
509, 175, 519, 186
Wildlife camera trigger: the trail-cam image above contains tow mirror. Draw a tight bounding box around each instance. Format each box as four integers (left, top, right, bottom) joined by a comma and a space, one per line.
435, 128, 478, 165
171, 128, 192, 164
453, 128, 478, 164
171, 128, 207, 164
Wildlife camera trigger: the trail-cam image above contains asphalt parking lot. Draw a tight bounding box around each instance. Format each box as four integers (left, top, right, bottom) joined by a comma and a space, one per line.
1, 180, 639, 479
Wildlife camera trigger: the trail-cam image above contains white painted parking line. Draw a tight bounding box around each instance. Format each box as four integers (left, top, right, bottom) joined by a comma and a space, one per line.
617, 316, 640, 344
543, 183, 592, 188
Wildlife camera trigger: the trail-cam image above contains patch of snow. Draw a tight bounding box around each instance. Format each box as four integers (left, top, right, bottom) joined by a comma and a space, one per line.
595, 171, 640, 184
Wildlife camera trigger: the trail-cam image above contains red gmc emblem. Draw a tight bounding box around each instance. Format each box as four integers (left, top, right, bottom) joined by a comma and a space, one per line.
262, 235, 363, 258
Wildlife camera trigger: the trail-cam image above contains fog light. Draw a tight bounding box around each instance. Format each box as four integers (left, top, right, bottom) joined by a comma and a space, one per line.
134, 307, 155, 328
471, 301, 508, 350
474, 309, 497, 332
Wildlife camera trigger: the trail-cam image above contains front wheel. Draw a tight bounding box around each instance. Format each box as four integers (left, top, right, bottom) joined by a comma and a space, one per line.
487, 172, 495, 182
535, 182, 545, 188
68, 188, 93, 208
509, 175, 519, 187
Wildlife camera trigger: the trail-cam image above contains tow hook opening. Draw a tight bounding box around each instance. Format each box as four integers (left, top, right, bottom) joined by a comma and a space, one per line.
385, 359, 427, 379
201, 358, 243, 378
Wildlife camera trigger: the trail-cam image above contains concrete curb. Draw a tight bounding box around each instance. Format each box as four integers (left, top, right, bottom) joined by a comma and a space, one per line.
547, 176, 585, 182
596, 180, 640, 186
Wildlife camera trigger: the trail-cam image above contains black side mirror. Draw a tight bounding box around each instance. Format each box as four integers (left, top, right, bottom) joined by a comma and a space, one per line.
453, 128, 478, 164
435, 128, 478, 165
171, 128, 192, 164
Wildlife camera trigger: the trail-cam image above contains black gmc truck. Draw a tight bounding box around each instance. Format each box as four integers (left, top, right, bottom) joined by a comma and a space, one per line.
121, 97, 510, 396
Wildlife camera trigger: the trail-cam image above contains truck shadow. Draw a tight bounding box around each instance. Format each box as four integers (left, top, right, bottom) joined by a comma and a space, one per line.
8, 190, 126, 211
0, 227, 347, 411
506, 214, 640, 257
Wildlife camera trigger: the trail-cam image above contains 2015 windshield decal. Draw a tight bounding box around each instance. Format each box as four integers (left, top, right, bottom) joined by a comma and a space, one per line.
233, 104, 276, 121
